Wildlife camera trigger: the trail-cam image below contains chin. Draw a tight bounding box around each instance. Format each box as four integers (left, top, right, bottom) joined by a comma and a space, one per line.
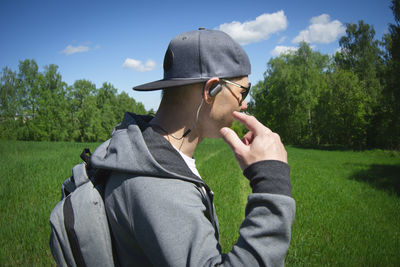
226, 117, 235, 128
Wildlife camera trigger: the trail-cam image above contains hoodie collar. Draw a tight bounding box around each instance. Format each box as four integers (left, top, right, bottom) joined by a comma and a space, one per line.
91, 112, 210, 193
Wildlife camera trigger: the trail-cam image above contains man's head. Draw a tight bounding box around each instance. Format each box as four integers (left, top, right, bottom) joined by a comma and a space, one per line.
133, 28, 251, 138
133, 28, 251, 91
199, 76, 250, 137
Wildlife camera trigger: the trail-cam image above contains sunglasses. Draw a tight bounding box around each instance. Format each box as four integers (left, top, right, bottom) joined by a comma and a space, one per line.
221, 78, 251, 106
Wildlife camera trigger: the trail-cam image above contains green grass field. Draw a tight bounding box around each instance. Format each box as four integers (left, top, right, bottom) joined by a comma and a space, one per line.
1, 140, 399, 266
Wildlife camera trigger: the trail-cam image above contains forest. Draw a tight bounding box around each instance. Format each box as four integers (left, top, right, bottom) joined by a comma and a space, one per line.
0, 61, 147, 142
1, 1, 399, 149
248, 1, 400, 150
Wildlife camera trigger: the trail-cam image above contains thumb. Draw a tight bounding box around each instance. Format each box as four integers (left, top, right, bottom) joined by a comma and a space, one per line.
220, 127, 244, 152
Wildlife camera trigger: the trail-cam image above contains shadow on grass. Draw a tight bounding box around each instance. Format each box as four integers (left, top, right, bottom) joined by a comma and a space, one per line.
350, 164, 400, 196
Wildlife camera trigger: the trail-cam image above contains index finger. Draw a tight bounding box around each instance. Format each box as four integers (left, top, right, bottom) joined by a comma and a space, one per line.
232, 111, 270, 135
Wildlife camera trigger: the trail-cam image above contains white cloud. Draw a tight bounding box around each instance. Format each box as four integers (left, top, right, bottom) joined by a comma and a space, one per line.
278, 36, 287, 44
61, 45, 90, 55
218, 11, 288, 45
292, 14, 345, 44
123, 58, 156, 72
61, 44, 100, 55
271, 45, 298, 56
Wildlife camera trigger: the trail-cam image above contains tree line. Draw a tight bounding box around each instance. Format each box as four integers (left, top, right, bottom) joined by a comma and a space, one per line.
1, 1, 399, 149
0, 59, 147, 142
248, 0, 400, 150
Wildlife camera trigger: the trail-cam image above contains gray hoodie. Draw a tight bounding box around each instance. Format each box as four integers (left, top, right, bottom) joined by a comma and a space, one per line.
91, 112, 295, 267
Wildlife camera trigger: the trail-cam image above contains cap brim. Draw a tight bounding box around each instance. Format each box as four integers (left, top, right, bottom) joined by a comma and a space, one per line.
133, 78, 209, 91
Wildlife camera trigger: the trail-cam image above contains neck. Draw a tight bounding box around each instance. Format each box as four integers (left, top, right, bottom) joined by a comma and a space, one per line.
150, 91, 204, 158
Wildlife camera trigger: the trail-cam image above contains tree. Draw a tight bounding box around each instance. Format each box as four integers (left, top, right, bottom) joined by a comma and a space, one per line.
31, 64, 69, 141
335, 21, 385, 147
314, 69, 367, 148
115, 92, 146, 118
14, 59, 45, 140
336, 21, 383, 83
376, 0, 400, 149
0, 67, 19, 139
249, 42, 329, 144
0, 59, 148, 142
17, 59, 41, 120
67, 80, 100, 141
96, 82, 118, 140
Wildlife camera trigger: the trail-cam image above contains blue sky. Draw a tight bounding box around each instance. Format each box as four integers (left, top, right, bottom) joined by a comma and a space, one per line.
0, 0, 395, 111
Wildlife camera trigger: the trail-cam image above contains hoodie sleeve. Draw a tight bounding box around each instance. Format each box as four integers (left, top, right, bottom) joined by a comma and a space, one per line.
220, 160, 296, 266
109, 160, 295, 267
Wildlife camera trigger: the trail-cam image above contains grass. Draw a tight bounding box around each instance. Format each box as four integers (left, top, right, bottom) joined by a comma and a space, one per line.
1, 140, 399, 266
194, 139, 251, 249
0, 140, 100, 266
287, 147, 400, 266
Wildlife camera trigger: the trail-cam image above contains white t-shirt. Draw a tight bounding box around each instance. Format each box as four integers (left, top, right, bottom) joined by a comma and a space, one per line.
173, 147, 202, 178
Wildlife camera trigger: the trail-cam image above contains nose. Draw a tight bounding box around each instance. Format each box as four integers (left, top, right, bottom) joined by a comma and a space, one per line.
240, 100, 247, 111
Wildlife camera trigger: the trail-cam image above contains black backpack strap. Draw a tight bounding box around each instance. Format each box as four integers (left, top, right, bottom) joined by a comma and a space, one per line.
63, 195, 87, 267
80, 148, 92, 168
92, 169, 121, 266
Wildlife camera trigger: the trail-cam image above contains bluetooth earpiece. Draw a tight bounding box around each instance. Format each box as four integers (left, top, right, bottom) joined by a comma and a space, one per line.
209, 83, 222, 97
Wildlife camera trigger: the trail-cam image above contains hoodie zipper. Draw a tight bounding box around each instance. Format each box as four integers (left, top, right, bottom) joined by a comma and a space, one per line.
200, 185, 219, 240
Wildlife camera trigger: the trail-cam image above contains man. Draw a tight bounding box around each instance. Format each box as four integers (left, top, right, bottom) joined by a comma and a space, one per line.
90, 28, 295, 266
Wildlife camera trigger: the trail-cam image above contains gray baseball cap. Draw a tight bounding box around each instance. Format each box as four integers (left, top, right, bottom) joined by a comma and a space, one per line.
133, 28, 251, 91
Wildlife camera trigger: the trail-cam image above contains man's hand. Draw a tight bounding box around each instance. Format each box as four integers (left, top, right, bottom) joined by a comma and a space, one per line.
220, 111, 288, 171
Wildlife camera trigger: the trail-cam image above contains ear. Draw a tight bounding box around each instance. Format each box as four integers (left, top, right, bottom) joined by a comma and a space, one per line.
203, 77, 220, 104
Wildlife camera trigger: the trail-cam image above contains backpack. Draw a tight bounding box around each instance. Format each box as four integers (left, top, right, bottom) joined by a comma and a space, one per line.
49, 148, 117, 267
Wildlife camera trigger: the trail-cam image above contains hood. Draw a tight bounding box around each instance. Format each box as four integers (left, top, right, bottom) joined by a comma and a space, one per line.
90, 112, 203, 185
